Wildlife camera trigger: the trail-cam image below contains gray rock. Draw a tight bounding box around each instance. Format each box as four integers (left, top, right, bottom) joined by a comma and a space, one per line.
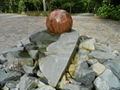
6, 52, 33, 71
35, 86, 55, 90
89, 51, 116, 63
62, 83, 92, 90
29, 31, 59, 53
5, 52, 24, 72
40, 30, 80, 87
86, 59, 98, 65
75, 68, 95, 86
67, 78, 81, 85
16, 41, 23, 47
96, 39, 110, 45
0, 69, 22, 86
0, 63, 7, 69
112, 50, 120, 56
30, 30, 60, 43
77, 61, 89, 69
95, 43, 112, 53
2, 85, 9, 90
46, 31, 79, 55
0, 65, 3, 69
21, 37, 31, 46
75, 60, 94, 86
18, 57, 34, 66
36, 70, 49, 84
0, 54, 7, 64
36, 40, 56, 53
24, 43, 37, 51
37, 70, 44, 77
6, 53, 19, 66
109, 88, 120, 90
4, 81, 19, 90
78, 49, 90, 55
94, 69, 120, 90
91, 62, 106, 76
79, 36, 91, 42
28, 50, 38, 59
113, 55, 120, 61
17, 74, 55, 90
23, 65, 34, 73
79, 55, 89, 61
1, 47, 24, 55
104, 60, 120, 79
36, 81, 56, 90
17, 74, 38, 90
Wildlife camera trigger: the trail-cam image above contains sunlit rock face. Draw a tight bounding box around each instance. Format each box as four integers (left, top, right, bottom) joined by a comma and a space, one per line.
46, 10, 73, 34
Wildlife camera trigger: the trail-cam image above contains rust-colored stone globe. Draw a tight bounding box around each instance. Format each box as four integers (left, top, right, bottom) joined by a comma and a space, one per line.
46, 10, 73, 34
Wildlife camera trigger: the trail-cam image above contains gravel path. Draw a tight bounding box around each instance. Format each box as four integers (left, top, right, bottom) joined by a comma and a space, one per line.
0, 13, 120, 51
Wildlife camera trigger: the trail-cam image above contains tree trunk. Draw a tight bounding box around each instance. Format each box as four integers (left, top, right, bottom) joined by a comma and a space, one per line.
43, 0, 46, 11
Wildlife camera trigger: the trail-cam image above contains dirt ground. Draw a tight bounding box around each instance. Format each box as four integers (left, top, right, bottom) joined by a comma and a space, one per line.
0, 13, 120, 52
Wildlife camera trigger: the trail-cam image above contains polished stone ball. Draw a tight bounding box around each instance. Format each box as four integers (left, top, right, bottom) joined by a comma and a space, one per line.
46, 10, 73, 34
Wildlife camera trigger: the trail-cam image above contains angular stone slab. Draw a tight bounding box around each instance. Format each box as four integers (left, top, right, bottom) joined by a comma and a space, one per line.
30, 30, 60, 43
94, 69, 120, 90
89, 51, 116, 63
104, 60, 120, 79
0, 70, 22, 86
0, 47, 24, 55
0, 55, 7, 64
39, 30, 80, 87
63, 83, 92, 90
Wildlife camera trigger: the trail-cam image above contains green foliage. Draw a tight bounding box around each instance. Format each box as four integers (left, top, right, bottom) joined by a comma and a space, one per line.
71, 0, 85, 13
97, 4, 112, 18
18, 0, 26, 12
0, 0, 120, 20
0, 0, 101, 13
110, 5, 120, 20
97, 4, 120, 20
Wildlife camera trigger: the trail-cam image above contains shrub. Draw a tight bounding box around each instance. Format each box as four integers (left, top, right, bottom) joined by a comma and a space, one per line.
97, 4, 112, 18
18, 0, 26, 12
110, 5, 120, 20
97, 4, 120, 20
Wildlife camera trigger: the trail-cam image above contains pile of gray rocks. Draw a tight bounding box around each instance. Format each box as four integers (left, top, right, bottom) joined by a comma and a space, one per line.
0, 30, 120, 90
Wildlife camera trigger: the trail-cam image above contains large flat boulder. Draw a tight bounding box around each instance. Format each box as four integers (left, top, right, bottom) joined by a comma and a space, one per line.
39, 30, 80, 87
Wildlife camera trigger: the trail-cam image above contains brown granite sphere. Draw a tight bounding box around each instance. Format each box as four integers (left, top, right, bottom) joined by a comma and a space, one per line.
46, 10, 73, 34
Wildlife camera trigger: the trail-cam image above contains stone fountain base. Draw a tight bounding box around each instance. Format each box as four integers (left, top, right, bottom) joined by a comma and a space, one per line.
0, 30, 120, 90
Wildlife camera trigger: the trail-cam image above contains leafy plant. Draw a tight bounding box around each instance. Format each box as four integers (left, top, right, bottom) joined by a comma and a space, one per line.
97, 4, 120, 20
110, 5, 120, 20
97, 4, 112, 18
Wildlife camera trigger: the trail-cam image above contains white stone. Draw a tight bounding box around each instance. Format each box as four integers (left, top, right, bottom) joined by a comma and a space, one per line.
92, 62, 105, 75
79, 38, 95, 51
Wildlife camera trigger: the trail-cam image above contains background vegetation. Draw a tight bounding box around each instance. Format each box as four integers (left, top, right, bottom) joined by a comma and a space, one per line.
0, 0, 120, 20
